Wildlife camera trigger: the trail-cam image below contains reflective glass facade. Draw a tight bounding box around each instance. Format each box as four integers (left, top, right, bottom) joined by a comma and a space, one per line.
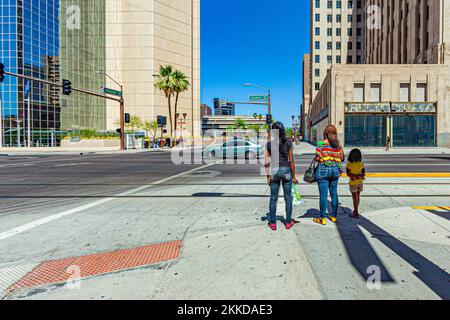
0, 0, 106, 147
393, 115, 436, 147
345, 115, 387, 147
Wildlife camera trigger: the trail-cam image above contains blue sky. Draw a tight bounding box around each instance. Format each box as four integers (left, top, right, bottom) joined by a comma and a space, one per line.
201, 0, 310, 126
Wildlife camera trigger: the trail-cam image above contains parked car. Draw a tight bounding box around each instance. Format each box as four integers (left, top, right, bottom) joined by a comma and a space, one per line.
202, 139, 265, 160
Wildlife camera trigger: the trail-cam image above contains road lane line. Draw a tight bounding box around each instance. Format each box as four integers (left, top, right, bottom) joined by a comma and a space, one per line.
0, 162, 217, 241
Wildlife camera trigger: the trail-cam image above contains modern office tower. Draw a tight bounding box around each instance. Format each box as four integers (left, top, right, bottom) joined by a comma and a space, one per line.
104, 0, 201, 137
0, 0, 61, 147
364, 0, 450, 64
310, 0, 365, 102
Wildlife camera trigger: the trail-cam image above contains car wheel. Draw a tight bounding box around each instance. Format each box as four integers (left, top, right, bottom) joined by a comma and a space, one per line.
245, 151, 256, 160
209, 151, 216, 159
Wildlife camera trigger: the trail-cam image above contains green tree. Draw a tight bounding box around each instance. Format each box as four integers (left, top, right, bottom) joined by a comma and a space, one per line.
153, 65, 176, 141
172, 70, 190, 135
233, 118, 248, 130
143, 120, 158, 140
126, 115, 143, 133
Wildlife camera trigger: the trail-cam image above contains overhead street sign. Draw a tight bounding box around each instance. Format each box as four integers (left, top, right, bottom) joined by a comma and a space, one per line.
103, 87, 123, 97
220, 99, 227, 107
249, 95, 268, 101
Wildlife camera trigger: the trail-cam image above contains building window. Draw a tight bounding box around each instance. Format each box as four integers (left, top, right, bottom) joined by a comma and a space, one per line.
347, 55, 353, 63
327, 55, 333, 64
327, 14, 333, 23
315, 14, 320, 22
348, 15, 353, 22
327, 28, 333, 36
348, 28, 353, 36
336, 28, 341, 36
336, 42, 341, 50
315, 0, 320, 8
348, 41, 353, 50
356, 55, 362, 64
354, 83, 365, 101
416, 83, 427, 102
315, 55, 320, 63
336, 14, 341, 23
336, 55, 342, 64
400, 83, 411, 102
357, 41, 362, 50
357, 28, 362, 36
370, 83, 381, 102
315, 41, 320, 49
357, 14, 362, 23
315, 27, 321, 36
327, 42, 333, 50
336, 1, 342, 9
315, 82, 320, 91
327, 1, 332, 9
348, 1, 353, 9
315, 69, 320, 77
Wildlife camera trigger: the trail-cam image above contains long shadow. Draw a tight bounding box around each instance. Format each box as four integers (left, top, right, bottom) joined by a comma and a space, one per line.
355, 213, 450, 299
300, 201, 450, 299
300, 207, 395, 283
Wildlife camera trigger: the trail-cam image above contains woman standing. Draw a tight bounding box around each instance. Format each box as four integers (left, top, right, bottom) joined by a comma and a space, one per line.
265, 122, 298, 231
314, 124, 345, 226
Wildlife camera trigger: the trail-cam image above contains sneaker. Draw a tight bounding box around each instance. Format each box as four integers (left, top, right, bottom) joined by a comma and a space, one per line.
268, 223, 277, 231
285, 220, 295, 230
313, 218, 327, 226
327, 215, 337, 223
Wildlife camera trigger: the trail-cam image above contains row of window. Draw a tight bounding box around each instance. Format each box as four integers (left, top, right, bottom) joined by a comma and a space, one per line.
314, 0, 362, 10
314, 54, 362, 64
352, 83, 428, 102
315, 13, 363, 23
315, 27, 363, 37
315, 40, 362, 50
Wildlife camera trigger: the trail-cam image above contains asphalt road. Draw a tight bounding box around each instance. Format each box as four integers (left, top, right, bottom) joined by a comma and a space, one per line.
1, 151, 450, 217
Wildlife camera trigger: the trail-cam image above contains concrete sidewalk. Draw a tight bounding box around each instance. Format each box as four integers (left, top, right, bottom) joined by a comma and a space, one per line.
2, 175, 449, 300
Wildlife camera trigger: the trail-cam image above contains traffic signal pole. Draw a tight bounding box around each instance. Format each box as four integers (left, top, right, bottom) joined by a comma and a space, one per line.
1, 70, 125, 150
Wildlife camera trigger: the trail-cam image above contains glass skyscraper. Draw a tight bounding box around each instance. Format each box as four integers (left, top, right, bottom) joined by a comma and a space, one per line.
0, 0, 107, 147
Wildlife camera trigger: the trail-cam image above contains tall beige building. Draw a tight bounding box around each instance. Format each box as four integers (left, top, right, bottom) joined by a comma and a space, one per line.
302, 54, 311, 139
365, 0, 450, 64
306, 0, 450, 147
310, 0, 365, 103
105, 0, 201, 137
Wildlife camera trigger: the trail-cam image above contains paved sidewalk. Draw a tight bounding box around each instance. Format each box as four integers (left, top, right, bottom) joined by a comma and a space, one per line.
2, 175, 449, 300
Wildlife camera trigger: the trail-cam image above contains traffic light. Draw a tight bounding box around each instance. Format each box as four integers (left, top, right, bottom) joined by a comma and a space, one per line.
0, 63, 5, 83
266, 114, 273, 125
116, 128, 121, 135
62, 79, 72, 95
214, 98, 219, 109
125, 113, 131, 124
157, 115, 167, 127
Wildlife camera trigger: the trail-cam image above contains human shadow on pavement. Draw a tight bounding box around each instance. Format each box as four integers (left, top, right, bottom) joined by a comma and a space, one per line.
261, 213, 289, 225
299, 206, 395, 284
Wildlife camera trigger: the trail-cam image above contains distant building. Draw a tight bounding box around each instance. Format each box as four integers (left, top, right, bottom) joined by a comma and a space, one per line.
214, 103, 236, 116
302, 54, 311, 140
201, 104, 212, 117
202, 115, 266, 135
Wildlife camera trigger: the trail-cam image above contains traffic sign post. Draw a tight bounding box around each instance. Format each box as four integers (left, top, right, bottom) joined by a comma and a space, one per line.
249, 95, 268, 101
103, 87, 123, 97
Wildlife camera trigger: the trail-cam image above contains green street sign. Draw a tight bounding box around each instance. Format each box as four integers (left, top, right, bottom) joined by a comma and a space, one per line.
103, 87, 123, 97
249, 95, 268, 101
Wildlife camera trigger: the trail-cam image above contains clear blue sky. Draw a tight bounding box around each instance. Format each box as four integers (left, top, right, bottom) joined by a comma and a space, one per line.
201, 0, 310, 127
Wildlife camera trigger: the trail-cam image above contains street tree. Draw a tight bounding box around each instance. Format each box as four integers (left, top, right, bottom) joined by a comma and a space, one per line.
154, 65, 176, 142
173, 70, 190, 136
126, 115, 143, 133
143, 120, 158, 140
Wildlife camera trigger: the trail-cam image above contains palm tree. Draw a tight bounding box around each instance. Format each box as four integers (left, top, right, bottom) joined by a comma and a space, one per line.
172, 70, 190, 136
153, 65, 176, 141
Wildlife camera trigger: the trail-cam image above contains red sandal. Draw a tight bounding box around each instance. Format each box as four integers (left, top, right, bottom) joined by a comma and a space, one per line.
268, 223, 277, 231
285, 220, 295, 230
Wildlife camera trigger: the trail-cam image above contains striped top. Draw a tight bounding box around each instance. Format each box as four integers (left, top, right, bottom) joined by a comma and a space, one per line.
315, 141, 343, 169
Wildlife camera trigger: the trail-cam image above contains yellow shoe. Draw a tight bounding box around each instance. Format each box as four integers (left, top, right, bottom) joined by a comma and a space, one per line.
327, 215, 337, 223
313, 218, 327, 225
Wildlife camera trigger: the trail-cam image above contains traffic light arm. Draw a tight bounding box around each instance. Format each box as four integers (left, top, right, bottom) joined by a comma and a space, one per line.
2, 71, 121, 103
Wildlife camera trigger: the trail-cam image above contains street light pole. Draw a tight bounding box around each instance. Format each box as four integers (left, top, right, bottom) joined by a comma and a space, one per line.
243, 83, 271, 115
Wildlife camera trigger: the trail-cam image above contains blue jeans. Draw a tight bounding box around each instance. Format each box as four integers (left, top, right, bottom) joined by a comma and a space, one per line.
316, 164, 340, 218
269, 167, 293, 224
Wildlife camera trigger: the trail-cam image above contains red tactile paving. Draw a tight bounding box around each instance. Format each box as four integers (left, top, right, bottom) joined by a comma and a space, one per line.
8, 240, 182, 292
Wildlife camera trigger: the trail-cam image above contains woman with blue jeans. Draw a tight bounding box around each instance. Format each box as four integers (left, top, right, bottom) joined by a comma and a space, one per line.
265, 122, 298, 231
314, 124, 345, 226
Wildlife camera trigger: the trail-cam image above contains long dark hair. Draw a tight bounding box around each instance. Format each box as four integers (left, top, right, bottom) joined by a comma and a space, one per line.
323, 124, 341, 149
348, 149, 362, 163
272, 122, 289, 153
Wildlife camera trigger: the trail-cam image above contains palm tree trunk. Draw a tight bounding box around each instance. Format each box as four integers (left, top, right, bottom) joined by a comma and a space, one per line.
167, 95, 173, 146
174, 92, 180, 145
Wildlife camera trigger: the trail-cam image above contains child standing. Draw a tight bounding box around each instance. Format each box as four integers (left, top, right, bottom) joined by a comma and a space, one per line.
346, 149, 366, 219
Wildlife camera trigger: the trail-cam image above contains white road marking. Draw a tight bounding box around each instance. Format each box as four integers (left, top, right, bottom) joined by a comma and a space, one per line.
54, 162, 92, 167
0, 162, 217, 241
